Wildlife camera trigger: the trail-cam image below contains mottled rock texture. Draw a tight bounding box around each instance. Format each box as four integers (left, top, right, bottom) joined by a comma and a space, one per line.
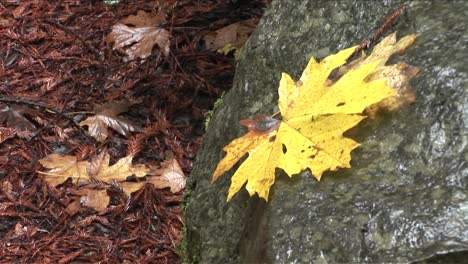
185, 1, 468, 263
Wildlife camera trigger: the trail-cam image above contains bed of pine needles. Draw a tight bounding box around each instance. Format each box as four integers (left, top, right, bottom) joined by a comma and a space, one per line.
0, 0, 268, 262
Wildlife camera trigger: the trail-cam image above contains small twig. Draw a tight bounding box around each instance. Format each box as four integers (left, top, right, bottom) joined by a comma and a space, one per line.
347, 6, 406, 61
271, 110, 281, 119
66, 111, 95, 115
27, 107, 68, 142
0, 97, 61, 113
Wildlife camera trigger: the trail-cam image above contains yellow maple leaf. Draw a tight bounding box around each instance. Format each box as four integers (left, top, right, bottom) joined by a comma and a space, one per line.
212, 33, 417, 201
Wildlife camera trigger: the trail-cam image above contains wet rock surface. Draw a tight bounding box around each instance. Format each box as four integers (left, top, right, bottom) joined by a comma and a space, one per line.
185, 1, 468, 263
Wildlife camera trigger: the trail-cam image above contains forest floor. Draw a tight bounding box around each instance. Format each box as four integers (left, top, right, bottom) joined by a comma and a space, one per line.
0, 0, 268, 263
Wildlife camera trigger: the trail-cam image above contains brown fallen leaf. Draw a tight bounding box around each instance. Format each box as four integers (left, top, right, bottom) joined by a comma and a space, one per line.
120, 10, 166, 27
79, 117, 108, 142
76, 189, 110, 212
65, 199, 82, 216
79, 101, 143, 142
39, 150, 150, 212
86, 147, 108, 177
119, 181, 146, 196
0, 105, 37, 132
38, 148, 183, 210
91, 151, 149, 182
204, 20, 256, 57
39, 150, 149, 186
106, 22, 170, 61
38, 154, 89, 187
148, 152, 186, 193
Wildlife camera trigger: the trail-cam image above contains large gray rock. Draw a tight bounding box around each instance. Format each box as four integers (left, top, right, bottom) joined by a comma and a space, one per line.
185, 1, 468, 263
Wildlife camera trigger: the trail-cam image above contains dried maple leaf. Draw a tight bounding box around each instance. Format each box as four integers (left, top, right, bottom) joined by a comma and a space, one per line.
212, 33, 418, 201
204, 20, 256, 55
79, 101, 143, 142
148, 153, 186, 193
39, 150, 149, 211
106, 21, 170, 61
39, 151, 149, 187
38, 154, 89, 187
119, 181, 146, 196
91, 151, 149, 182
86, 147, 109, 177
65, 199, 82, 216
74, 189, 110, 213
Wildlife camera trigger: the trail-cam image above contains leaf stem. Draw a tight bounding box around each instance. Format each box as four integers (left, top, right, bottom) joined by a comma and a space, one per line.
271, 111, 281, 118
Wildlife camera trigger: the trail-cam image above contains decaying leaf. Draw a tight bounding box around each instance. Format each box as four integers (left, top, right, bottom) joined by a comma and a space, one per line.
38, 149, 184, 211
204, 20, 256, 58
107, 23, 170, 60
38, 149, 149, 212
65, 199, 82, 216
119, 181, 146, 196
92, 152, 148, 182
86, 147, 108, 177
120, 10, 166, 27
39, 151, 149, 187
38, 154, 89, 187
66, 189, 112, 215
79, 101, 143, 142
343, 33, 419, 116
77, 189, 110, 213
0, 105, 37, 132
106, 9, 170, 61
212, 33, 418, 201
148, 152, 186, 193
